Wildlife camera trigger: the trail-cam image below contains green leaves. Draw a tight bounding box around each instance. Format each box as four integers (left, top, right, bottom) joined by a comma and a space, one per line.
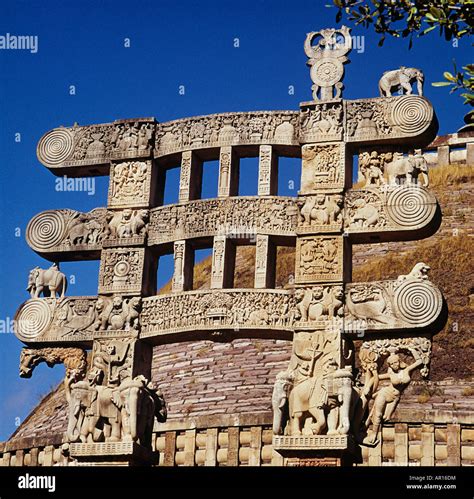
432, 62, 474, 106
331, 0, 473, 44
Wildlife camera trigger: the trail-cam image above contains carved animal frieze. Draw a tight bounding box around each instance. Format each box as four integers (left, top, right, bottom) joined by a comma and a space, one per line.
345, 96, 435, 144
103, 209, 149, 246
344, 263, 443, 332
37, 119, 156, 171
26, 208, 108, 256
298, 194, 343, 233
294, 285, 344, 326
344, 185, 437, 237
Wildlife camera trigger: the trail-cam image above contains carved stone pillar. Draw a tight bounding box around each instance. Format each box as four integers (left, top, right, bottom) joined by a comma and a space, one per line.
218, 147, 239, 197
211, 235, 235, 288
254, 234, 276, 289
172, 240, 194, 292
179, 151, 203, 203
258, 145, 278, 196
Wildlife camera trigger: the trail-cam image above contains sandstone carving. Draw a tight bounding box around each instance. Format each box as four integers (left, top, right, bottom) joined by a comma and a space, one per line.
104, 209, 149, 245
345, 96, 434, 143
344, 263, 443, 331
294, 286, 344, 324
26, 208, 107, 255
379, 67, 424, 97
99, 248, 144, 294
16, 24, 447, 467
299, 102, 343, 142
148, 197, 297, 245
304, 26, 351, 101
27, 264, 67, 299
93, 296, 141, 332
155, 111, 299, 156
141, 290, 296, 337
108, 161, 151, 208
111, 121, 154, 157
65, 339, 166, 446
345, 185, 437, 237
299, 194, 343, 233
273, 332, 354, 438
301, 143, 345, 192
19, 347, 87, 380
296, 236, 342, 283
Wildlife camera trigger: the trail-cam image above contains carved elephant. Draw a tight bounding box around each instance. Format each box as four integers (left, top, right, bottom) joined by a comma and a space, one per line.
28, 265, 67, 298
378, 67, 424, 97
272, 372, 293, 435
68, 216, 90, 245
385, 156, 415, 185
65, 380, 96, 443
117, 376, 167, 446
289, 368, 353, 436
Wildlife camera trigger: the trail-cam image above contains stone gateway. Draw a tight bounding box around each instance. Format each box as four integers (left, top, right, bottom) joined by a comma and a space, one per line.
8, 26, 449, 466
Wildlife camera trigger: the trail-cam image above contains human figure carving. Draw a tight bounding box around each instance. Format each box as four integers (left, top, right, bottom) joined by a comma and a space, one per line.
365, 353, 422, 445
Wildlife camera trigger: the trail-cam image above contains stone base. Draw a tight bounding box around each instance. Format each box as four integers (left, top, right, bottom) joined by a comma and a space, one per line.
68, 441, 155, 466
272, 434, 360, 467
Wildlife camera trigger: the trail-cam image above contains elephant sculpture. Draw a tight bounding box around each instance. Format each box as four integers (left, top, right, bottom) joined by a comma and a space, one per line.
378, 66, 424, 97
287, 361, 353, 436
385, 154, 415, 185
272, 371, 293, 435
68, 214, 91, 245
27, 264, 67, 299
385, 153, 428, 185
117, 376, 167, 445
66, 369, 166, 447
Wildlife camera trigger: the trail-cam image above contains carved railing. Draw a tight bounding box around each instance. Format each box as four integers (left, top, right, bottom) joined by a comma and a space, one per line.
2, 411, 473, 466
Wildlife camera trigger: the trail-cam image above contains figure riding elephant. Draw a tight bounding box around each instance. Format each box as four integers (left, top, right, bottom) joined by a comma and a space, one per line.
379, 67, 424, 97
27, 264, 67, 299
288, 364, 353, 436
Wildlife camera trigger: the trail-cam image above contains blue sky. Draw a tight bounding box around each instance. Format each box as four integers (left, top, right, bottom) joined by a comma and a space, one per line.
0, 0, 470, 441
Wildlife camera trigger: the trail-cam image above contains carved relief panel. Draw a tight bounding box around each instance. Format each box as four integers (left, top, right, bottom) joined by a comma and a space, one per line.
295, 236, 344, 283
298, 194, 344, 234
108, 161, 152, 208
98, 248, 145, 295
300, 142, 347, 193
